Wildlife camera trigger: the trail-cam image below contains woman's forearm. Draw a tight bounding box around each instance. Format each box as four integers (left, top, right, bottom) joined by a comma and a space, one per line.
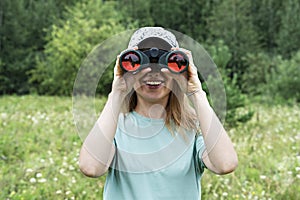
79, 91, 123, 177
190, 90, 238, 174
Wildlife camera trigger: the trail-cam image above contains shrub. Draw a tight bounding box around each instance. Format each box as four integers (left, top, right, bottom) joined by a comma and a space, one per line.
30, 0, 125, 95
241, 51, 300, 103
204, 40, 253, 127
266, 51, 300, 102
241, 52, 278, 95
0, 0, 76, 94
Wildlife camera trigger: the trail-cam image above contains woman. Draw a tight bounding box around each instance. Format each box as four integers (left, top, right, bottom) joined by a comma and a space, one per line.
79, 27, 238, 199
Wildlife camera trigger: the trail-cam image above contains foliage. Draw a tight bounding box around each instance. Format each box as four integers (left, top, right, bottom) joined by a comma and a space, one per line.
204, 40, 253, 127
1, 96, 299, 199
223, 75, 254, 127
119, 0, 213, 42
1, 0, 300, 102
241, 50, 300, 103
276, 0, 300, 57
207, 0, 261, 77
204, 40, 232, 70
250, 0, 282, 54
0, 0, 77, 94
29, 0, 124, 95
117, 0, 154, 28
241, 52, 278, 95
266, 51, 300, 102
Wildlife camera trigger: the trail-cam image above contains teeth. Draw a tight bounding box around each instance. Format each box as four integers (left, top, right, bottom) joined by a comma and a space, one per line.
146, 81, 162, 85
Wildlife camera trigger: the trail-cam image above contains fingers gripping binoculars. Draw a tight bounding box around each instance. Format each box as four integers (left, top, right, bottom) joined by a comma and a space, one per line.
119, 47, 189, 74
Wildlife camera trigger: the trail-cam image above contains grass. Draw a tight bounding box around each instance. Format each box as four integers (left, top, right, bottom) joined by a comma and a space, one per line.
0, 95, 105, 200
202, 103, 300, 199
0, 95, 299, 199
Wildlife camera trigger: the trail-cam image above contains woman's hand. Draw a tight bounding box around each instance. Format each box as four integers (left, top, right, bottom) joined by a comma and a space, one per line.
161, 48, 203, 95
111, 48, 151, 96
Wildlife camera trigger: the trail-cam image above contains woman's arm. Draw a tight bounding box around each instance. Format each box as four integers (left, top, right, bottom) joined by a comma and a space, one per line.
189, 90, 238, 174
164, 47, 238, 174
78, 52, 150, 177
186, 48, 238, 174
78, 91, 123, 177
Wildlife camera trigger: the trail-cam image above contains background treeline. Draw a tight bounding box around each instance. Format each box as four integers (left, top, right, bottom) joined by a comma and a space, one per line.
1, 0, 299, 104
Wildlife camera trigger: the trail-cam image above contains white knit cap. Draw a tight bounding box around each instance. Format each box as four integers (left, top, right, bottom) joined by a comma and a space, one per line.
128, 27, 179, 48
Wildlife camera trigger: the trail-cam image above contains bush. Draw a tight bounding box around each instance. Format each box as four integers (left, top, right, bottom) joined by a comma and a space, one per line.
204, 40, 253, 127
241, 51, 300, 103
241, 52, 279, 95
30, 0, 125, 95
0, 0, 76, 95
266, 51, 300, 102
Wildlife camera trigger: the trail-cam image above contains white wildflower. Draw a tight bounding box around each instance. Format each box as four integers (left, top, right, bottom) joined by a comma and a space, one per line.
56, 190, 62, 194
29, 178, 36, 183
38, 178, 47, 183
36, 173, 42, 178
1, 113, 7, 119
222, 192, 228, 196
260, 175, 267, 180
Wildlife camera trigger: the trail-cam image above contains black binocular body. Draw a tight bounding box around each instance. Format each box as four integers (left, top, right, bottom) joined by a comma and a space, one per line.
119, 47, 189, 74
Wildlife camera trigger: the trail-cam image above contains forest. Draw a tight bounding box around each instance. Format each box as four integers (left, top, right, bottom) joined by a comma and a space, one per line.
1, 0, 299, 101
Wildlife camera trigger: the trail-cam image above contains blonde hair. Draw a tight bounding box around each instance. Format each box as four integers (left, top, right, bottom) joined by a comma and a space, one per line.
121, 80, 200, 135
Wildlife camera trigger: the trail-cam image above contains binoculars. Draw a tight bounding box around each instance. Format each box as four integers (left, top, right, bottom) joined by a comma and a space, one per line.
119, 47, 189, 74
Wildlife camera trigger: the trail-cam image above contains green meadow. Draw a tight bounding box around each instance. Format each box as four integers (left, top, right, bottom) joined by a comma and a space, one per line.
0, 95, 299, 199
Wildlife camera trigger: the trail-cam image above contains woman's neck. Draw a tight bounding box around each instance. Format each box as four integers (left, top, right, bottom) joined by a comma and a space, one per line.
134, 98, 168, 119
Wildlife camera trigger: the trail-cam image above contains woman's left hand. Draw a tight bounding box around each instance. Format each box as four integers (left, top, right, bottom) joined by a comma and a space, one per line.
161, 48, 202, 95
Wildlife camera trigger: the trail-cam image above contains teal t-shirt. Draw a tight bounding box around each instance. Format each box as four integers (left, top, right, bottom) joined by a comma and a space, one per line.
103, 112, 206, 200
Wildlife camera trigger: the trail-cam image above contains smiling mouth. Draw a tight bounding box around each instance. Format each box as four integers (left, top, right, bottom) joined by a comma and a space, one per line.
143, 80, 164, 88
146, 80, 162, 85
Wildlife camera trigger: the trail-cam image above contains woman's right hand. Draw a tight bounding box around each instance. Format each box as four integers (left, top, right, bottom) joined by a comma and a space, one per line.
111, 48, 151, 97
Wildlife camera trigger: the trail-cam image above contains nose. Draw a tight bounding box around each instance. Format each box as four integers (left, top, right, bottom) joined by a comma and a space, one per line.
146, 71, 161, 78
148, 63, 162, 73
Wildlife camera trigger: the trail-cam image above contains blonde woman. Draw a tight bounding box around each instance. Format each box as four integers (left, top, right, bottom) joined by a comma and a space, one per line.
79, 27, 238, 200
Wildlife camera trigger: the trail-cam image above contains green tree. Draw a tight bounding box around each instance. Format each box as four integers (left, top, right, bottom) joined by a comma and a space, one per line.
207, 0, 261, 79
118, 0, 154, 28
205, 40, 253, 127
251, 0, 282, 55
30, 0, 125, 95
266, 51, 300, 102
119, 0, 215, 42
241, 52, 278, 95
276, 0, 300, 57
0, 0, 76, 94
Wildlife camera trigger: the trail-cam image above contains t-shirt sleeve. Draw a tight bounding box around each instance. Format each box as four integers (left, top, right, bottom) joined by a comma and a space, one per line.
194, 134, 207, 174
